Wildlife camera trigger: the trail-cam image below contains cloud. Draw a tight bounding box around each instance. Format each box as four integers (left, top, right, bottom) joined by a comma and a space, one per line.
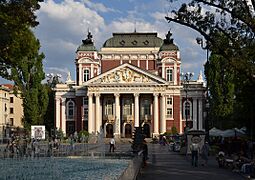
83, 0, 119, 13
31, 0, 206, 84
35, 0, 107, 81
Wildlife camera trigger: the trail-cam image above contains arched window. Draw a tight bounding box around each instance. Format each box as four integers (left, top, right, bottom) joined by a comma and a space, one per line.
184, 101, 191, 120
67, 100, 75, 119
83, 69, 90, 82
166, 68, 173, 81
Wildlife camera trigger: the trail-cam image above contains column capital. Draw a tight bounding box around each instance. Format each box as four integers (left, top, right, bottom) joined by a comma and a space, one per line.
134, 93, 140, 97
114, 93, 120, 97
160, 93, 166, 97
95, 93, 101, 97
153, 93, 159, 97
87, 92, 93, 97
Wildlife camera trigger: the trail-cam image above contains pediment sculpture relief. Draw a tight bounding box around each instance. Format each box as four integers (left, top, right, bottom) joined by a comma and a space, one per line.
92, 68, 152, 84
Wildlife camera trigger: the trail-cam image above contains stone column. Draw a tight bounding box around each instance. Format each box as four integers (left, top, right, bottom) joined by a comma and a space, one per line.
160, 94, 166, 133
174, 62, 177, 85
55, 97, 61, 130
198, 98, 203, 130
153, 93, 159, 136
193, 98, 197, 130
134, 93, 140, 127
162, 63, 165, 79
91, 64, 94, 78
79, 64, 82, 85
61, 98, 66, 135
88, 93, 94, 133
95, 93, 101, 133
114, 93, 121, 137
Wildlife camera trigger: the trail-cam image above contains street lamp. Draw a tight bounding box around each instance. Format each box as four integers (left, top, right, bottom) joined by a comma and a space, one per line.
196, 37, 210, 141
46, 73, 62, 88
181, 72, 194, 133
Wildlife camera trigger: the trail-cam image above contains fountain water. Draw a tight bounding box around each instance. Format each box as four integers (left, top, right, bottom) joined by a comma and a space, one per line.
98, 126, 106, 159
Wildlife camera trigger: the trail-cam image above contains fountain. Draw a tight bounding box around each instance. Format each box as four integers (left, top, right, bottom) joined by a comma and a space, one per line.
0, 130, 133, 179
98, 126, 106, 159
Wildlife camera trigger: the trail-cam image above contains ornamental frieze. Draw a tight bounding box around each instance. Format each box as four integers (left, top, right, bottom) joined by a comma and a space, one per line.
91, 67, 153, 84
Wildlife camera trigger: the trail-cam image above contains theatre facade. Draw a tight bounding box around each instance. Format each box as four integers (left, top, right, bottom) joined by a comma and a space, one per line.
54, 31, 206, 138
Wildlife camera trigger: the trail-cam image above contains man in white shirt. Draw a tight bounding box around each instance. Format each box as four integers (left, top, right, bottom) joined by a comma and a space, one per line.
190, 142, 200, 167
109, 137, 115, 152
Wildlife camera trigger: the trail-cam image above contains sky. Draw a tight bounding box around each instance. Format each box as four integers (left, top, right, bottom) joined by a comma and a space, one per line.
0, 0, 208, 84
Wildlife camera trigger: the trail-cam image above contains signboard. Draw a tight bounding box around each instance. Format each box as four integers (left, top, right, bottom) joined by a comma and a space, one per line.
186, 130, 206, 154
31, 125, 45, 140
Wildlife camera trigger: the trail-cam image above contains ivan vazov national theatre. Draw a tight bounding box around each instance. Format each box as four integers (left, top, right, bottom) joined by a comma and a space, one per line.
54, 30, 206, 138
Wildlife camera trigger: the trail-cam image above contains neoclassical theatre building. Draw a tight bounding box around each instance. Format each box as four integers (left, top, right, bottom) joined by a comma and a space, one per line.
54, 31, 206, 138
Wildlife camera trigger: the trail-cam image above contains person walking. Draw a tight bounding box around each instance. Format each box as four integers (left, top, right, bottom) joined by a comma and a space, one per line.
201, 141, 210, 166
190, 142, 200, 167
109, 137, 115, 152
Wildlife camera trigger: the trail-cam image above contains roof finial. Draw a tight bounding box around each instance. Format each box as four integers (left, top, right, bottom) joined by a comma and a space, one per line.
197, 70, 204, 83
134, 20, 137, 33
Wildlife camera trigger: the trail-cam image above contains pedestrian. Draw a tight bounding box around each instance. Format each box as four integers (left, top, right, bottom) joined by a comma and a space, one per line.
201, 141, 210, 166
109, 136, 115, 152
190, 142, 200, 167
142, 140, 148, 167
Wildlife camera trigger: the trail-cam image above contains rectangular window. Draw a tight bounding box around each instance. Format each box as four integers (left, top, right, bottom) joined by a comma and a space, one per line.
166, 69, 173, 81
10, 108, 14, 114
10, 97, 14, 103
83, 97, 88, 106
84, 108, 88, 120
167, 97, 172, 105
105, 100, 113, 115
10, 118, 14, 126
166, 108, 173, 118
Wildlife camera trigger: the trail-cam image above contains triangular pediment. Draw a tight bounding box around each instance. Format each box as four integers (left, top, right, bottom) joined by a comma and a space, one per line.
86, 63, 167, 85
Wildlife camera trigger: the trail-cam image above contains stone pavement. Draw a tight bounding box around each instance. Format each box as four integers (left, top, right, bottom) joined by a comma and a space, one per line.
137, 144, 245, 180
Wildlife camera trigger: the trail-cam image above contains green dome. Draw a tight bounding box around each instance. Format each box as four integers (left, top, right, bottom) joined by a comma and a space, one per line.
160, 43, 179, 51
77, 44, 97, 51
103, 32, 163, 48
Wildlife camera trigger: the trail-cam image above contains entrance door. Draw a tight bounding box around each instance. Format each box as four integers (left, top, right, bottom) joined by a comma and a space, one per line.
143, 124, 150, 138
106, 124, 113, 138
125, 124, 132, 138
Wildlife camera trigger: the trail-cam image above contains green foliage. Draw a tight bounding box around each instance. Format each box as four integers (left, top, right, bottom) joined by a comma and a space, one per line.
171, 126, 178, 135
167, 0, 255, 133
78, 130, 89, 138
44, 85, 55, 133
0, 0, 48, 130
0, 0, 42, 79
56, 129, 64, 140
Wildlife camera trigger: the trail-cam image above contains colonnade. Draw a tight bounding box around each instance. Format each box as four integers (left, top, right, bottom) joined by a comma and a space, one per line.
87, 92, 167, 136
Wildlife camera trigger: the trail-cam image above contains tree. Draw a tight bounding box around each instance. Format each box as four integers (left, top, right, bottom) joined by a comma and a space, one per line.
14, 29, 49, 129
205, 53, 235, 128
166, 0, 255, 133
1, 0, 48, 129
0, 0, 42, 79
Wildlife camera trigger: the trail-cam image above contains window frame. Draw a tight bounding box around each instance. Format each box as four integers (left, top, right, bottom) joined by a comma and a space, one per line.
83, 68, 90, 82
166, 68, 173, 81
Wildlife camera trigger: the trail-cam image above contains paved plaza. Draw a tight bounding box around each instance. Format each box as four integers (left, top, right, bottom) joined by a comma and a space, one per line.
137, 144, 245, 180
0, 141, 249, 179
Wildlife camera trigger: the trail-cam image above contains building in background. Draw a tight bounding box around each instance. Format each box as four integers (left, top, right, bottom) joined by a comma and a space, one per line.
54, 31, 206, 138
0, 84, 23, 141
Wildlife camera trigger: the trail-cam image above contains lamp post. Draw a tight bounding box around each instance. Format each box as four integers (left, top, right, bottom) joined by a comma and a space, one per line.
196, 37, 210, 141
181, 72, 194, 134
46, 73, 62, 88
